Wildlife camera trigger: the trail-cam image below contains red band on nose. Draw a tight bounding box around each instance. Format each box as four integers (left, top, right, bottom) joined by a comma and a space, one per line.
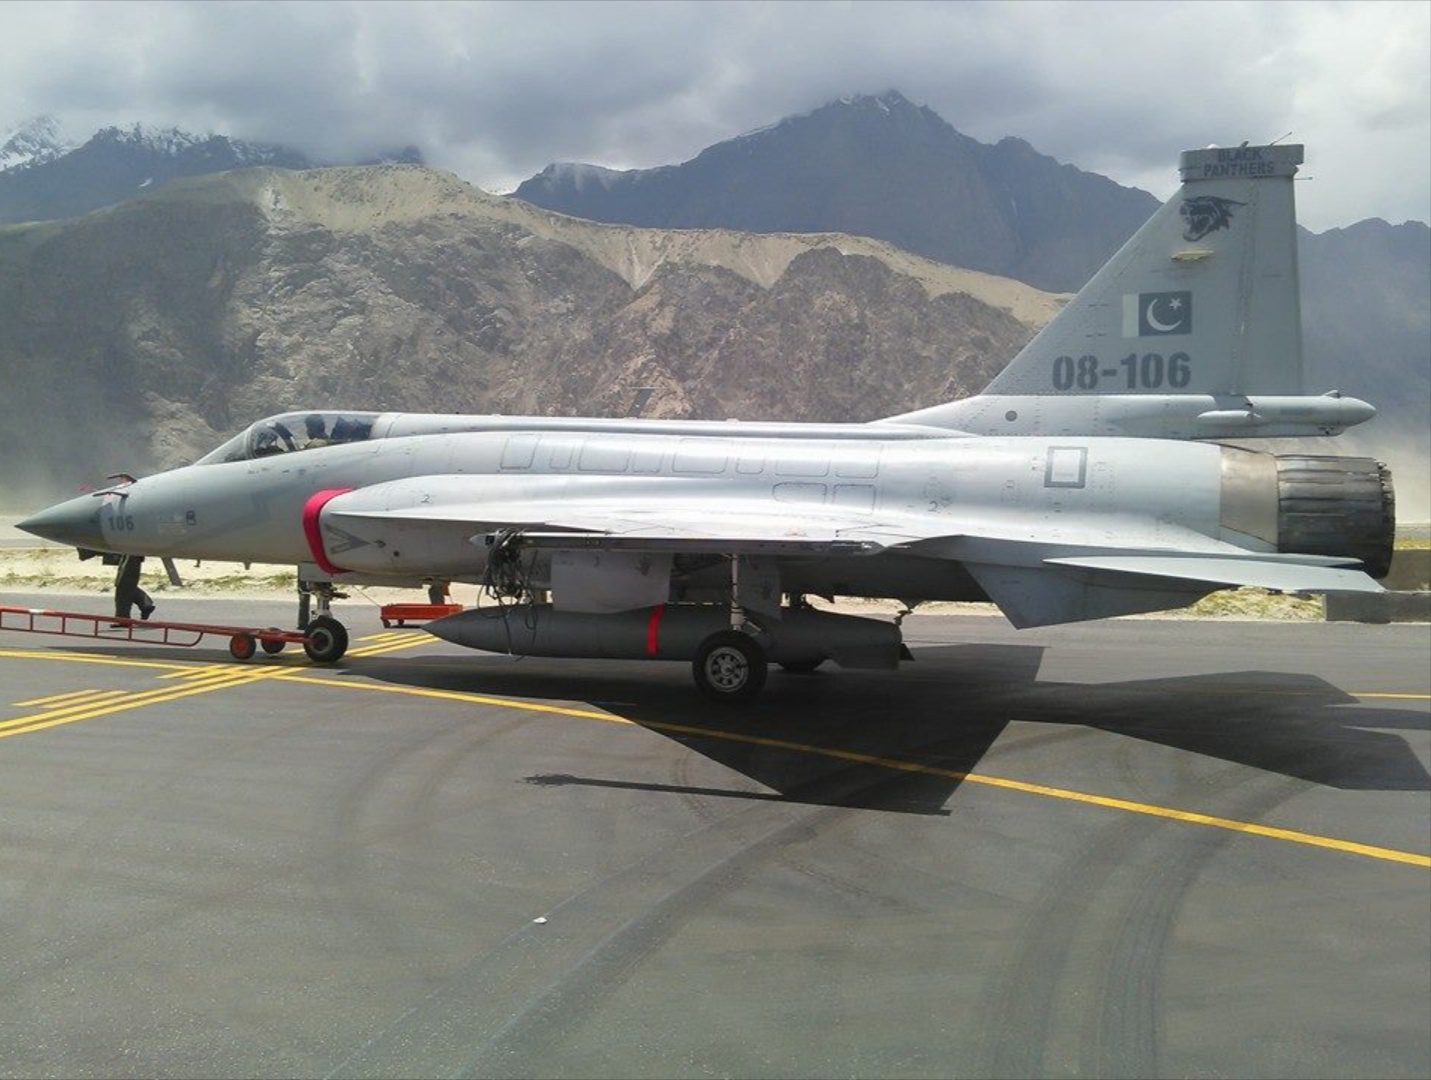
302, 488, 353, 575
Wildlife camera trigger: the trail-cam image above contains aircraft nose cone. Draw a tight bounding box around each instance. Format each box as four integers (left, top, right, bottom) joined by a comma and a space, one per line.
16, 494, 106, 551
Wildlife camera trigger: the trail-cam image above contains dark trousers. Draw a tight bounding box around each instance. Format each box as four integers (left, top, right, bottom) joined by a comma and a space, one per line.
115, 556, 153, 618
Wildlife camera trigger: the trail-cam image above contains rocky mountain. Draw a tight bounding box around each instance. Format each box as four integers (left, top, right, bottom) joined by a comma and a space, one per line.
0, 96, 1423, 520
1298, 218, 1431, 477
0, 165, 1052, 504
0, 119, 423, 225
512, 91, 1159, 295
512, 91, 1428, 506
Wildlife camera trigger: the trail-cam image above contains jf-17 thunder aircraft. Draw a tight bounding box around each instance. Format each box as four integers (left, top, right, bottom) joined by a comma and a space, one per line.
19, 143, 1395, 702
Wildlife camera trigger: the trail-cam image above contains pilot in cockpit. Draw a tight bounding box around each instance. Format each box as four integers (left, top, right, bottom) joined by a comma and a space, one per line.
303, 414, 332, 448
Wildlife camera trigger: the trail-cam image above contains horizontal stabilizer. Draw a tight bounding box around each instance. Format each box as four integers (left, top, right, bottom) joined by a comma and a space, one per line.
963, 546, 1382, 628
1045, 554, 1383, 594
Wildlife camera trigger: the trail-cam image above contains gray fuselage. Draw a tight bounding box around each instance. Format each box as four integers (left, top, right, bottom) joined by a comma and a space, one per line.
67, 424, 1238, 603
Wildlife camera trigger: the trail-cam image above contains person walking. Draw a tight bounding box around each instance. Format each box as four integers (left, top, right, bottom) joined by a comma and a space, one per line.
114, 554, 156, 621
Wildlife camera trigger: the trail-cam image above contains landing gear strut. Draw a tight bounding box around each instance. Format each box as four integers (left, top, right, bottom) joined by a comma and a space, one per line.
297, 579, 349, 663
691, 555, 768, 703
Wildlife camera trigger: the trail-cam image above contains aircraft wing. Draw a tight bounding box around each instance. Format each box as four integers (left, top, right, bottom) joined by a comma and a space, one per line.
329, 493, 921, 556
499, 500, 934, 555
321, 476, 1383, 625
324, 487, 918, 614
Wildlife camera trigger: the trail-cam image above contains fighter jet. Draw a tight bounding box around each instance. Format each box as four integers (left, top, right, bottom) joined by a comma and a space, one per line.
18, 143, 1395, 701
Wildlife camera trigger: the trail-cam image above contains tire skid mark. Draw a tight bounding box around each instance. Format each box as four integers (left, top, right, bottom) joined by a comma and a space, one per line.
313, 710, 537, 953
329, 752, 917, 1079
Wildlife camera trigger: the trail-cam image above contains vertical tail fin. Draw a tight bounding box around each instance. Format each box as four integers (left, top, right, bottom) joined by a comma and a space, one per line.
883, 143, 1376, 438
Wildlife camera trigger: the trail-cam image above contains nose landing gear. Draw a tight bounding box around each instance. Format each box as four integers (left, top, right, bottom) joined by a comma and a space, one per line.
297, 579, 349, 663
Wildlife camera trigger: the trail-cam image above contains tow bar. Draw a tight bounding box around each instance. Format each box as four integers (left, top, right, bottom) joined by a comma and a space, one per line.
0, 604, 336, 662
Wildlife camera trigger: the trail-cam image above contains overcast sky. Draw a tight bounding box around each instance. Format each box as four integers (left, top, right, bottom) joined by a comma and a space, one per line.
1, 0, 1427, 232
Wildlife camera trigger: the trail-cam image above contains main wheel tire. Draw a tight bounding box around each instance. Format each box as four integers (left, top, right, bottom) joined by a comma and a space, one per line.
303, 616, 349, 664
692, 630, 768, 703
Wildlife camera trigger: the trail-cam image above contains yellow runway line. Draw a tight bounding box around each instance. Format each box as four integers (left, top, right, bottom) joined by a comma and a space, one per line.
1, 645, 1425, 867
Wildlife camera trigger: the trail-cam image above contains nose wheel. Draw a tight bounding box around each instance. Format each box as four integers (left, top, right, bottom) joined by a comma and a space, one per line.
303, 615, 348, 663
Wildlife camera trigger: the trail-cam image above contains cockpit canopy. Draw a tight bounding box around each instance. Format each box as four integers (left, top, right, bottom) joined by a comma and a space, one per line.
196, 411, 384, 465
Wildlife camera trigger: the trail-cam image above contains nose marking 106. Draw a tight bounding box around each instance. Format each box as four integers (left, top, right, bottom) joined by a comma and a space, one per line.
101, 508, 137, 532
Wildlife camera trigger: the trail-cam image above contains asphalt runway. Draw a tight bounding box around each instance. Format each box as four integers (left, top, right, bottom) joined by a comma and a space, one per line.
0, 590, 1427, 1080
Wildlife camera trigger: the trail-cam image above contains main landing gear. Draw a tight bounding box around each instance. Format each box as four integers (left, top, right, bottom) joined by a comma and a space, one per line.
692, 629, 767, 703
297, 580, 349, 664
690, 555, 771, 704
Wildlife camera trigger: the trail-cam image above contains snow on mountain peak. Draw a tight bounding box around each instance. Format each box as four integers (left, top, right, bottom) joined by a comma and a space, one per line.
100, 123, 209, 153
544, 162, 623, 191
737, 90, 919, 145
0, 115, 76, 172
88, 122, 308, 167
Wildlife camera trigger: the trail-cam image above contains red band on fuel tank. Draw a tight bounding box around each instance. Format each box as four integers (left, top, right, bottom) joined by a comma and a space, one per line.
645, 604, 666, 656
302, 488, 354, 575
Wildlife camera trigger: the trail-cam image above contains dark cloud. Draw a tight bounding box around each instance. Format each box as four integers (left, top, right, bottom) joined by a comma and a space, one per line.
1, 0, 1426, 229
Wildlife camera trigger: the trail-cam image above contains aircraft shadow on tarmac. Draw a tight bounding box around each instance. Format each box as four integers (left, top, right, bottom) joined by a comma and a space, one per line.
359, 642, 1431, 814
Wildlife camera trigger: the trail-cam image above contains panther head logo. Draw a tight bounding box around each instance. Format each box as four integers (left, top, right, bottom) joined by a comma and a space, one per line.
1180, 195, 1245, 241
